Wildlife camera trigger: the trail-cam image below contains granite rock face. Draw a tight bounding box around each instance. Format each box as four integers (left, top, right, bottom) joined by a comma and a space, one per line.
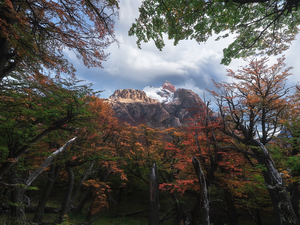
106, 84, 205, 127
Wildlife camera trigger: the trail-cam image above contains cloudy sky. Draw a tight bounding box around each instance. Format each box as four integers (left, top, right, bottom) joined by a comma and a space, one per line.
65, 0, 300, 101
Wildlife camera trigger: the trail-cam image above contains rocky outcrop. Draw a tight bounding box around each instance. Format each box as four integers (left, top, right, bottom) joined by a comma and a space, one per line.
106, 85, 206, 128
162, 81, 176, 93
164, 88, 205, 121
108, 89, 158, 104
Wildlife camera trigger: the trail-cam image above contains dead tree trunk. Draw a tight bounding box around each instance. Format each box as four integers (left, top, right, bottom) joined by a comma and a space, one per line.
149, 163, 159, 225
192, 157, 210, 225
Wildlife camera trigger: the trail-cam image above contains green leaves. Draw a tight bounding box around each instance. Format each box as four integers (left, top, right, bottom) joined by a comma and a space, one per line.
130, 0, 300, 64
0, 73, 95, 171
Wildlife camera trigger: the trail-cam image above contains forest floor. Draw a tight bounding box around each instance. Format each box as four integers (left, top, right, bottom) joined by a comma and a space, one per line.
0, 185, 275, 225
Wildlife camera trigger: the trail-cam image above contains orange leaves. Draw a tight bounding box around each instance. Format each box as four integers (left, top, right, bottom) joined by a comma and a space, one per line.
159, 179, 195, 195
84, 179, 110, 214
6, 158, 17, 163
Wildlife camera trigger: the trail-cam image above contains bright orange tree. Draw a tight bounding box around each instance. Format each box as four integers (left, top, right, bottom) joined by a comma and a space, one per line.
117, 124, 165, 188
159, 104, 264, 224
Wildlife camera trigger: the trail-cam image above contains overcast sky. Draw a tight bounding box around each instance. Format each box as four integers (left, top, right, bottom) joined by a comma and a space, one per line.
64, 0, 300, 101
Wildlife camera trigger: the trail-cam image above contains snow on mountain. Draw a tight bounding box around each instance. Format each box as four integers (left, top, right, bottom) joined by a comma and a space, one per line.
143, 81, 176, 103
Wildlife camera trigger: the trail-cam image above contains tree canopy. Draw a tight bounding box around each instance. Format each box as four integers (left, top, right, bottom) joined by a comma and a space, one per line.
0, 0, 119, 81
129, 0, 300, 65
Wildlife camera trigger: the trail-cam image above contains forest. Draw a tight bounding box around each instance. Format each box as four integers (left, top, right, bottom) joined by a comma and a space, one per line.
1, 0, 300, 225
0, 57, 300, 225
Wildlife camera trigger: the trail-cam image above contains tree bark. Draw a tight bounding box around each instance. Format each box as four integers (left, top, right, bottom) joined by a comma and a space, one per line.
149, 163, 159, 225
32, 164, 62, 223
192, 157, 210, 225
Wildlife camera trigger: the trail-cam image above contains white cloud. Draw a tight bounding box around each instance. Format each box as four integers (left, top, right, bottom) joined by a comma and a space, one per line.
67, 0, 300, 100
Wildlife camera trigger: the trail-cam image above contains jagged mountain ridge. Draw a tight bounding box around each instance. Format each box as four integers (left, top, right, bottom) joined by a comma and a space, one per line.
106, 81, 205, 127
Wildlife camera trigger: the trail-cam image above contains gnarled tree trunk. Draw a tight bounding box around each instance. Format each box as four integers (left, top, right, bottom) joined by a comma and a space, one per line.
253, 141, 299, 225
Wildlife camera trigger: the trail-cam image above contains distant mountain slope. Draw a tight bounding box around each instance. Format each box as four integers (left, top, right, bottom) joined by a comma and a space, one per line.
105, 82, 205, 127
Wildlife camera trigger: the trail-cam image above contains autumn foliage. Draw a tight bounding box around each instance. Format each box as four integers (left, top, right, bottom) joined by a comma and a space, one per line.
1, 56, 300, 225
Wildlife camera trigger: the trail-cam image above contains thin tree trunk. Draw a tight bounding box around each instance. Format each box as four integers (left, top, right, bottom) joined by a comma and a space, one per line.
169, 191, 184, 225
256, 209, 262, 225
73, 186, 92, 214
149, 163, 159, 225
70, 160, 95, 207
223, 188, 239, 225
191, 195, 201, 225
289, 181, 300, 221
32, 164, 62, 223
163, 170, 186, 225
58, 164, 75, 223
192, 157, 210, 225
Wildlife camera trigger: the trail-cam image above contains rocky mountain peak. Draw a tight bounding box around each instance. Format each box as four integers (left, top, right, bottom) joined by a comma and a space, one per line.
143, 81, 176, 103
108, 89, 158, 104
162, 80, 176, 93
106, 84, 207, 128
